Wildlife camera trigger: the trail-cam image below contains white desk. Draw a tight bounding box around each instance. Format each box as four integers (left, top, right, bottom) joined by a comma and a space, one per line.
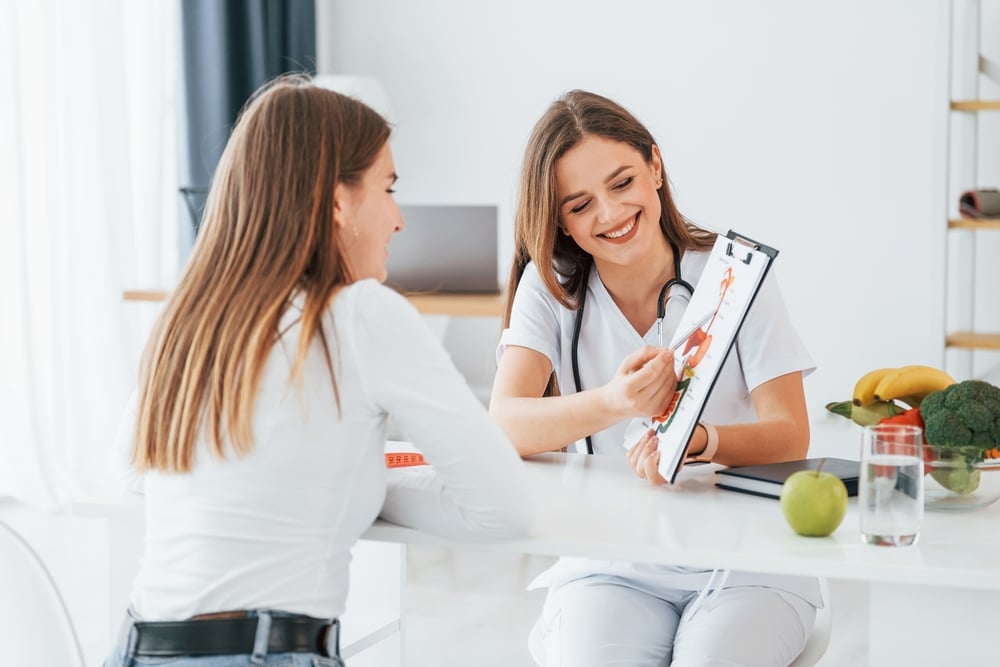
365, 450, 1000, 665
77, 439, 1000, 666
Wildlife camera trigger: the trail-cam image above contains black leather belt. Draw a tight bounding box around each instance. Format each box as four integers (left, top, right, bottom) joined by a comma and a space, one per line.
125, 614, 339, 657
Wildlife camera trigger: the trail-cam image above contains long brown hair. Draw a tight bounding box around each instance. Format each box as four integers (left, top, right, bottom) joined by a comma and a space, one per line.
133, 74, 391, 473
504, 89, 715, 326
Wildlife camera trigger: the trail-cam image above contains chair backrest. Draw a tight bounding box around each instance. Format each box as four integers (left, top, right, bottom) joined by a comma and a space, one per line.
789, 577, 833, 667
0, 521, 86, 666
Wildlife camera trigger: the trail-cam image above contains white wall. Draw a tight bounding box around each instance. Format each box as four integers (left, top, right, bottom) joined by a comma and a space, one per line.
318, 0, 1000, 453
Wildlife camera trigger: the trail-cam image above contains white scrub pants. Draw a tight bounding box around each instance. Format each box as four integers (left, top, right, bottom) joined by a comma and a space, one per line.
528, 578, 816, 667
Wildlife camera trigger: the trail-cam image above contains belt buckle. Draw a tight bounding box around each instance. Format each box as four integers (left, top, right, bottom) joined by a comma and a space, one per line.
321, 619, 340, 658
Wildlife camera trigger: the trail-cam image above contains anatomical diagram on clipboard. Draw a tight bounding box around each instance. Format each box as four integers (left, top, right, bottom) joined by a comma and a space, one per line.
624, 230, 779, 483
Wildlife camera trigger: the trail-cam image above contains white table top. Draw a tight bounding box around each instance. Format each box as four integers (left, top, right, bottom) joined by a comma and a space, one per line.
364, 448, 1000, 591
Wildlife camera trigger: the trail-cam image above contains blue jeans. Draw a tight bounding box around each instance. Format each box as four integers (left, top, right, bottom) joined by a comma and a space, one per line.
104, 609, 344, 667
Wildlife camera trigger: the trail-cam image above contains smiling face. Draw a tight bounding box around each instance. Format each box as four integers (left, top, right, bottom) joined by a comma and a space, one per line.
334, 142, 403, 282
554, 135, 666, 272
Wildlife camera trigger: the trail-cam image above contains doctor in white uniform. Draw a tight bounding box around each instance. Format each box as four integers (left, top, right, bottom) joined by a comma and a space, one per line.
490, 89, 818, 667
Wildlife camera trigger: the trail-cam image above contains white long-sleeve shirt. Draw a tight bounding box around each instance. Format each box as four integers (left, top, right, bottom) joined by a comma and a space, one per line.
123, 279, 531, 621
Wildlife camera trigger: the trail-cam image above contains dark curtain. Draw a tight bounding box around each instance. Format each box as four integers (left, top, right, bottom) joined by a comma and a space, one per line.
179, 0, 316, 233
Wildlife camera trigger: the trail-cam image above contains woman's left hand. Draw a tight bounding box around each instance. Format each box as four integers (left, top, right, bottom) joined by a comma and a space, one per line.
626, 429, 667, 486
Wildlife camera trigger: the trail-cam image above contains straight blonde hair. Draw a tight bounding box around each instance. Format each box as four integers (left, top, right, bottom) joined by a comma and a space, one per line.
133, 74, 391, 473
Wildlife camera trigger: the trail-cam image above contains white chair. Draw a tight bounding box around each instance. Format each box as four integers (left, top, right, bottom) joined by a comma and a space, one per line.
789, 577, 833, 667
0, 521, 86, 666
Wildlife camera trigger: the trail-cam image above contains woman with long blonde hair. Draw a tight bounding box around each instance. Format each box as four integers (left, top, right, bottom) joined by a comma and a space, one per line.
490, 90, 818, 666
104, 74, 530, 667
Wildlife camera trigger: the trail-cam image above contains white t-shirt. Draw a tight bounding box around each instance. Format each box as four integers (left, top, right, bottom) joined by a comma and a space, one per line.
121, 279, 531, 621
497, 250, 821, 606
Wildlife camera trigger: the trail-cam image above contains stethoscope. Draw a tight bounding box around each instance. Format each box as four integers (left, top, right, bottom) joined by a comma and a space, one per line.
571, 242, 694, 455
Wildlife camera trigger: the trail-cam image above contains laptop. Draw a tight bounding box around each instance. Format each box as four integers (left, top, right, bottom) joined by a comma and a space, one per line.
386, 204, 500, 294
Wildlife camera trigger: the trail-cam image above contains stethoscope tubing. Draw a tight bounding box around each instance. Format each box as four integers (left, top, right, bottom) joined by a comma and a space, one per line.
571, 243, 693, 455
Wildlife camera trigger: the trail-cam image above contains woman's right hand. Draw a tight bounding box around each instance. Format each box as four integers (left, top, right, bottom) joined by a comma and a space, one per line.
601, 346, 677, 420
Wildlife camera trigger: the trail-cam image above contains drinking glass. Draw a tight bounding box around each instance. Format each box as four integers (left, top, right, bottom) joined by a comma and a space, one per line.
859, 423, 924, 546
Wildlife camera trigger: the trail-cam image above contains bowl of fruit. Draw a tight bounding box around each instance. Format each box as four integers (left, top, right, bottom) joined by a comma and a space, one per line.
923, 445, 1000, 511
919, 380, 1000, 511
830, 368, 1000, 512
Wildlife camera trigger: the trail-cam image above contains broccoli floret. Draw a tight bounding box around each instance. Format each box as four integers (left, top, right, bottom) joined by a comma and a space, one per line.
920, 389, 947, 418
958, 401, 994, 432
943, 388, 963, 409
921, 380, 1000, 496
920, 380, 1000, 452
972, 430, 994, 449
970, 380, 999, 400
923, 410, 972, 447
954, 380, 1000, 410
945, 379, 995, 405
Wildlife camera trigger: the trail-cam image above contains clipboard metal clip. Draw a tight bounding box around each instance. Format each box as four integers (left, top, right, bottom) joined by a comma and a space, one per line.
724, 230, 779, 265
725, 242, 754, 265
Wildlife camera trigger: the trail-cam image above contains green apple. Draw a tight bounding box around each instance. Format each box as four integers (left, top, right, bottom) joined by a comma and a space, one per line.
780, 468, 849, 537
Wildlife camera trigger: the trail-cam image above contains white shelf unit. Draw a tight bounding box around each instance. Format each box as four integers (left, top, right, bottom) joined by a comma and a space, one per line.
944, 0, 1000, 380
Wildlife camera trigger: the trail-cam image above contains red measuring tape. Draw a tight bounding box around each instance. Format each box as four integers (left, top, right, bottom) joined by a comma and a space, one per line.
384, 452, 427, 468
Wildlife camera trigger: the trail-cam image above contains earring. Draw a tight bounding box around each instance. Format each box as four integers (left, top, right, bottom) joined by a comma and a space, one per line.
656, 177, 663, 188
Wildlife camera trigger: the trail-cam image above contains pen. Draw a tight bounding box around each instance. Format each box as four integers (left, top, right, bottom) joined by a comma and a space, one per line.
659, 310, 714, 350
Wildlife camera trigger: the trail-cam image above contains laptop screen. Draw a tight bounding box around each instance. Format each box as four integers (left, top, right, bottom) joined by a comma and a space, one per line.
385, 204, 500, 294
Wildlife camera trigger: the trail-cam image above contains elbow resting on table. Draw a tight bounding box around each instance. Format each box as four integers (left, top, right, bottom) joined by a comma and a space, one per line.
471, 481, 535, 540
475, 504, 534, 540
380, 468, 535, 541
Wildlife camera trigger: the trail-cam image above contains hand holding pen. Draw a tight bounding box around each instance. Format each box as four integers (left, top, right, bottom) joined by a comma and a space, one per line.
602, 346, 678, 421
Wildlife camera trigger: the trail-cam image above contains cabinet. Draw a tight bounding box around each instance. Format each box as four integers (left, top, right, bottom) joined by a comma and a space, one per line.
123, 289, 503, 318
944, 0, 1000, 378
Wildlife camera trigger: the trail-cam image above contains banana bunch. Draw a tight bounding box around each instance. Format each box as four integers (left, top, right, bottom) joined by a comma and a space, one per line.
852, 365, 956, 409
827, 364, 957, 427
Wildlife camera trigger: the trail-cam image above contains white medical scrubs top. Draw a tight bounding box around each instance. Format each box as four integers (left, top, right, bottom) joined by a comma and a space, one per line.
497, 249, 822, 606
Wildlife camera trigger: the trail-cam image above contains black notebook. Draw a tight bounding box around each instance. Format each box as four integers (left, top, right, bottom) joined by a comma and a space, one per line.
714, 458, 860, 500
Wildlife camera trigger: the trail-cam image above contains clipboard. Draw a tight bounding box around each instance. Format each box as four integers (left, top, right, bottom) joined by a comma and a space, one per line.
622, 230, 780, 483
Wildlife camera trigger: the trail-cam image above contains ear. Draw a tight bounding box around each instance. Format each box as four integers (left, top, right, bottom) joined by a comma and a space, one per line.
650, 145, 664, 184
332, 182, 352, 229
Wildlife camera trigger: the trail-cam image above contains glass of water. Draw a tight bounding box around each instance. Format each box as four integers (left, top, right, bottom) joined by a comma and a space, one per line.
859, 423, 924, 546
